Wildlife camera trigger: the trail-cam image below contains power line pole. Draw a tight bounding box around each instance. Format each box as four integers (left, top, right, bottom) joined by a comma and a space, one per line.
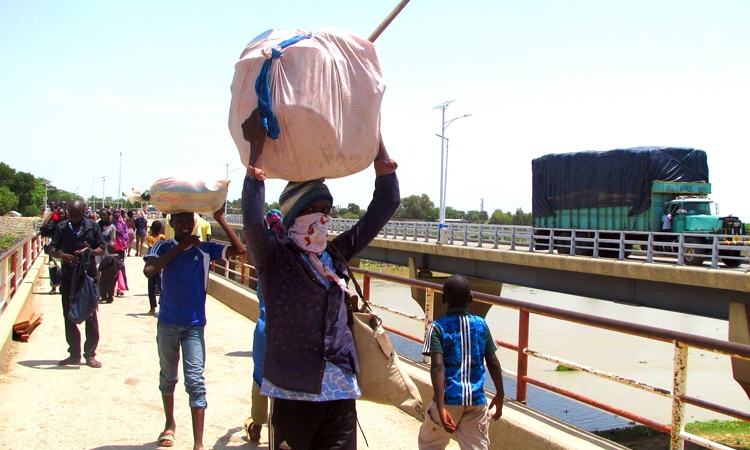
118, 152, 122, 208
101, 176, 107, 209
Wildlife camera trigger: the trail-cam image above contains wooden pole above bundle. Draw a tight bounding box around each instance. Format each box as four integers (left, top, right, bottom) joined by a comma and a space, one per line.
368, 0, 411, 42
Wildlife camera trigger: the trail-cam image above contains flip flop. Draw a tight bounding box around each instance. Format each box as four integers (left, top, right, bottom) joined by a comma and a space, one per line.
244, 418, 262, 442
158, 430, 175, 447
86, 358, 102, 368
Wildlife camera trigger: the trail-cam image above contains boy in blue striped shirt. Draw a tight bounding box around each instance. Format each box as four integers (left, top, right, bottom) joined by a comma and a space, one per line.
419, 274, 505, 450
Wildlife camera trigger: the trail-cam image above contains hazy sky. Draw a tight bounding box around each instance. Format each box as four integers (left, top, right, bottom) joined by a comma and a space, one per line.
2, 1, 749, 218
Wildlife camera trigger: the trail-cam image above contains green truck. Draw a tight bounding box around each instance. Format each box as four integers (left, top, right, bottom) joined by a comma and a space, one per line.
532, 147, 744, 266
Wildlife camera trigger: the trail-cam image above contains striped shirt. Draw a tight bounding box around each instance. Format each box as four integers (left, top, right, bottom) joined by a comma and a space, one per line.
423, 307, 498, 405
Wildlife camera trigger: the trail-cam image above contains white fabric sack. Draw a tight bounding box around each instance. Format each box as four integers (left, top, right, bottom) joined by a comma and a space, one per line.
145, 171, 229, 215
229, 28, 385, 181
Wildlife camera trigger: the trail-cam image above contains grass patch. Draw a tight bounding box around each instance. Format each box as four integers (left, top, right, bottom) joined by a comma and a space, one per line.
555, 364, 579, 372
0, 234, 21, 255
595, 421, 750, 450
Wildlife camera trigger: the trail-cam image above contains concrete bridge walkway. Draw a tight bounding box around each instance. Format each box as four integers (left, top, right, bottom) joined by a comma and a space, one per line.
0, 255, 432, 450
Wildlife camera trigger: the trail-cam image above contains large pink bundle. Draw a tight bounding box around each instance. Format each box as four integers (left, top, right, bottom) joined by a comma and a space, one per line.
228, 28, 385, 181
144, 171, 229, 215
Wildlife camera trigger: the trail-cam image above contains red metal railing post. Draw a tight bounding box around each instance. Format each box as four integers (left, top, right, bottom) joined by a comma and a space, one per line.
364, 274, 371, 300
23, 240, 30, 273
423, 287, 435, 364
240, 253, 246, 285
517, 309, 530, 403
671, 341, 688, 450
10, 251, 18, 298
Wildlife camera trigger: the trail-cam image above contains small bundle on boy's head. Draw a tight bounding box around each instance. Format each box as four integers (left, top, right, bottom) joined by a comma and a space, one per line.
443, 274, 473, 307
142, 170, 229, 215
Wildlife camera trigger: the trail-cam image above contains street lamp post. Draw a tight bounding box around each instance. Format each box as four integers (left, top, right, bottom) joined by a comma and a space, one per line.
432, 100, 472, 243
223, 163, 241, 214
101, 176, 107, 209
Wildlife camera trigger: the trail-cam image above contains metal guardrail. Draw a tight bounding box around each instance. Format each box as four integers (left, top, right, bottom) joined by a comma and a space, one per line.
1, 233, 44, 315
209, 245, 750, 450
330, 218, 750, 270
221, 214, 750, 269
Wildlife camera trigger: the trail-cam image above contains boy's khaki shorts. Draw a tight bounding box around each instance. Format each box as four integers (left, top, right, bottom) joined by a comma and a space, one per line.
418, 401, 491, 450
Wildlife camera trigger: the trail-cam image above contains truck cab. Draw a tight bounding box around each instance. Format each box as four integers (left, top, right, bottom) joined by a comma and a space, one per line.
667, 196, 718, 233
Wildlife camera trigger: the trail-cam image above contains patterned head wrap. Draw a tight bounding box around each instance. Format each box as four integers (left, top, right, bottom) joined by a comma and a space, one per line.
279, 180, 333, 230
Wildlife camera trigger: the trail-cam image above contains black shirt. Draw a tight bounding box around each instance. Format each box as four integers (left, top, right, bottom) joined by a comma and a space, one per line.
48, 218, 106, 279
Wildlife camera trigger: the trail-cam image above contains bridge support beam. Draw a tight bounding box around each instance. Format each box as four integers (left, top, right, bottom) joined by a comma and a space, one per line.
407, 257, 501, 320
729, 302, 750, 399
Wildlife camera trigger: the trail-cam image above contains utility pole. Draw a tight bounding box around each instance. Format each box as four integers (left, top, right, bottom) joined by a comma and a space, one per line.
118, 152, 122, 209
101, 176, 107, 209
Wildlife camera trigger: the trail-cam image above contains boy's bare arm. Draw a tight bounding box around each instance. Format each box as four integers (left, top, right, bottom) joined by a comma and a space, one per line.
430, 353, 457, 433
213, 205, 245, 257
143, 236, 200, 278
485, 352, 505, 419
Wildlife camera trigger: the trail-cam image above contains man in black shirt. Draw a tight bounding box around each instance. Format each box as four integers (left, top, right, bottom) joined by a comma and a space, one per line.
47, 200, 106, 367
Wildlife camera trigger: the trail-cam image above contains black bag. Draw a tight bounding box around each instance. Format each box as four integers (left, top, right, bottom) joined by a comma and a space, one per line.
67, 252, 99, 324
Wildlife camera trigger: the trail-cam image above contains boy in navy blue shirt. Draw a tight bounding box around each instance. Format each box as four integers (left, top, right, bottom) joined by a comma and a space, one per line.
419, 274, 505, 450
144, 207, 244, 450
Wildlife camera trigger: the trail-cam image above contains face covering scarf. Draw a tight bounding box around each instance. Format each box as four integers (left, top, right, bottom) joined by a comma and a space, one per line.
288, 213, 352, 295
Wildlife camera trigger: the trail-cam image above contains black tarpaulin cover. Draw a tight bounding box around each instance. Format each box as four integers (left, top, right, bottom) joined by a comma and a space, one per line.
532, 147, 709, 218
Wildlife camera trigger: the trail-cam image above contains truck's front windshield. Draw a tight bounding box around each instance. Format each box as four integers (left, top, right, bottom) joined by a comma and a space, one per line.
683, 202, 712, 215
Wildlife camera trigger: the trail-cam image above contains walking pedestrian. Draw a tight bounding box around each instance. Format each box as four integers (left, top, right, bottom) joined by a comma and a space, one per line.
241, 109, 400, 450
134, 209, 148, 256
144, 206, 245, 450
46, 200, 106, 368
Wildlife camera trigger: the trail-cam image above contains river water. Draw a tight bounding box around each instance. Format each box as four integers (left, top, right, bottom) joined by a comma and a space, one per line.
355, 265, 750, 432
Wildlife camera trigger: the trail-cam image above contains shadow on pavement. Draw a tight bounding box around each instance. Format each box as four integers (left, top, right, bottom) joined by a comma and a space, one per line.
90, 444, 154, 449
212, 426, 257, 449
17, 359, 81, 370
225, 351, 252, 358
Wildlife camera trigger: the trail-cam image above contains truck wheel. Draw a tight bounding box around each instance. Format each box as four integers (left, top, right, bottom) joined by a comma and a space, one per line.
554, 231, 572, 255
721, 250, 742, 268
533, 229, 551, 251
574, 232, 594, 256
684, 237, 705, 266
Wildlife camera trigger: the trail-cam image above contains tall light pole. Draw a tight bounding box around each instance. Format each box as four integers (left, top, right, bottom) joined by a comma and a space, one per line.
432, 100, 472, 243
223, 163, 240, 214
101, 176, 107, 209
117, 152, 122, 209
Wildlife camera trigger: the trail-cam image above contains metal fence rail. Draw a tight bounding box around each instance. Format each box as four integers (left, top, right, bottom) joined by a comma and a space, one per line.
1, 233, 44, 316
209, 247, 750, 450
221, 214, 750, 269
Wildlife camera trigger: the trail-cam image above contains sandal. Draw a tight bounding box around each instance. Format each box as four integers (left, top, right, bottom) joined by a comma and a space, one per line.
58, 356, 81, 366
86, 357, 102, 368
244, 418, 262, 442
158, 430, 175, 447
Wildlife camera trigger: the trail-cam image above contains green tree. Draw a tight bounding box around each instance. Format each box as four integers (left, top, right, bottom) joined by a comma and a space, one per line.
489, 209, 513, 225
465, 210, 488, 224
0, 186, 18, 214
347, 203, 361, 216
7, 171, 36, 214
394, 194, 438, 221
512, 208, 532, 225
444, 206, 465, 220
0, 163, 16, 188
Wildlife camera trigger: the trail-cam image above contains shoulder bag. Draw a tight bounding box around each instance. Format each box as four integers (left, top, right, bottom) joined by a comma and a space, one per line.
331, 246, 423, 413
67, 251, 99, 324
